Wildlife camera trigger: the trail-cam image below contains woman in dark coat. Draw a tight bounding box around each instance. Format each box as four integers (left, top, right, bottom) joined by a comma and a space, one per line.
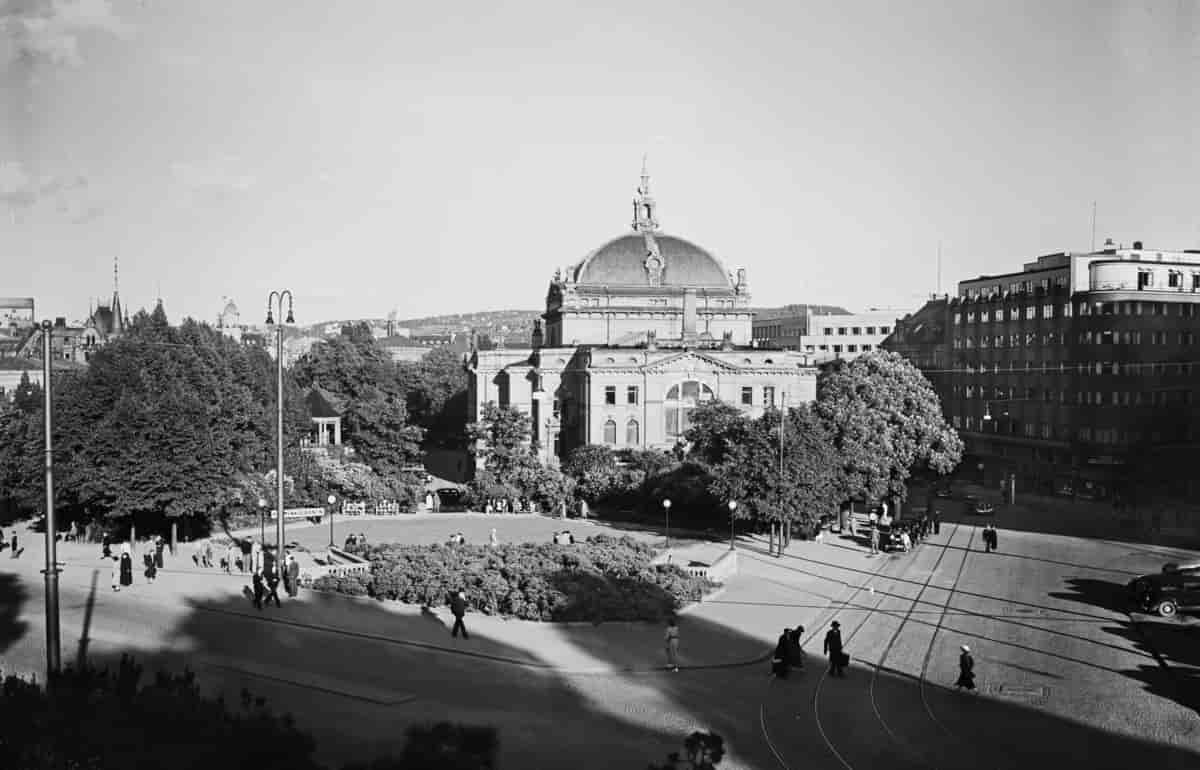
143, 552, 157, 582
772, 629, 792, 678
119, 544, 134, 587
956, 645, 976, 691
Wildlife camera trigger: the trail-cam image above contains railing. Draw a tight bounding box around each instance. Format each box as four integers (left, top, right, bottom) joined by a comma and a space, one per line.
339, 501, 407, 516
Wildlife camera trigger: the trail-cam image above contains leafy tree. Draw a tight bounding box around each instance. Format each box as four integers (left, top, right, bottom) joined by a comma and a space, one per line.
292, 330, 424, 477
396, 346, 470, 447
704, 404, 840, 551
684, 400, 754, 467
562, 445, 620, 503
816, 350, 963, 508
465, 402, 571, 510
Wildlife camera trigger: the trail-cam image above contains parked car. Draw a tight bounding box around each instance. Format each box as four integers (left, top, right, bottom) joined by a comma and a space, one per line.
969, 500, 995, 516
934, 487, 954, 499
1162, 562, 1200, 575
1129, 570, 1200, 617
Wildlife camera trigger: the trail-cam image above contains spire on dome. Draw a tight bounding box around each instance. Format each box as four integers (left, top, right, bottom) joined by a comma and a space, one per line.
631, 155, 659, 232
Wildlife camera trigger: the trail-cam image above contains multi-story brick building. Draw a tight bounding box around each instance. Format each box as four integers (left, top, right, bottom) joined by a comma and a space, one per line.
933, 239, 1200, 505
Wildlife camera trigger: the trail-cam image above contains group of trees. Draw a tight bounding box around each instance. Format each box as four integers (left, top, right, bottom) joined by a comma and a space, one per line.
0, 316, 468, 540
528, 351, 963, 550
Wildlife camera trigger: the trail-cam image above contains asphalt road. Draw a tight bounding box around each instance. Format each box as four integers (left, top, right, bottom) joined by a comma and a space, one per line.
3, 517, 1200, 769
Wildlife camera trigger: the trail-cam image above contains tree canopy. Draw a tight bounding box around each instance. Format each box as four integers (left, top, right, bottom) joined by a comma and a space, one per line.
291, 324, 423, 476
465, 402, 573, 508
815, 349, 963, 505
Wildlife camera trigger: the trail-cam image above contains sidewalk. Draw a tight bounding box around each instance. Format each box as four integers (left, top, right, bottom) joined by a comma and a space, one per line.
2, 520, 897, 677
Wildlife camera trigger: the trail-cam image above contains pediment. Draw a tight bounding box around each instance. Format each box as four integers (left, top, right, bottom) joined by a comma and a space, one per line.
639, 350, 743, 375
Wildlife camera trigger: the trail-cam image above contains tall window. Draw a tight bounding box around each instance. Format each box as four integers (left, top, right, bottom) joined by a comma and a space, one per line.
740, 386, 753, 405
763, 386, 776, 407
626, 385, 639, 404
626, 419, 639, 445
603, 419, 617, 444
665, 381, 715, 439
605, 386, 616, 405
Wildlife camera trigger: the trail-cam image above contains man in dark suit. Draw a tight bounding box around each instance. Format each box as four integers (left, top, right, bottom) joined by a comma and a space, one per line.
450, 590, 470, 638
264, 555, 283, 608
824, 621, 846, 677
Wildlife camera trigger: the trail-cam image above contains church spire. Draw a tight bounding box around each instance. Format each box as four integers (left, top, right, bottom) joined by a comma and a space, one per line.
111, 256, 125, 335
631, 155, 659, 232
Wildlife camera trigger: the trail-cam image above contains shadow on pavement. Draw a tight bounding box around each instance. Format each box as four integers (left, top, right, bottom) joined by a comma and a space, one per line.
35, 550, 1200, 770
1051, 576, 1200, 717
0, 571, 30, 655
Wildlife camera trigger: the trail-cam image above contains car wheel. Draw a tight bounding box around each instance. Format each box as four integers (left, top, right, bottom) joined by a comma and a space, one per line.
1157, 600, 1178, 618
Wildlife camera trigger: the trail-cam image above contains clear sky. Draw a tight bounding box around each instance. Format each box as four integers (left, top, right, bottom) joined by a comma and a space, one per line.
2, 0, 1198, 326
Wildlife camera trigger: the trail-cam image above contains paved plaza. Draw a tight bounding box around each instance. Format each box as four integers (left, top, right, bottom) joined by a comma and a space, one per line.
2, 511, 1199, 769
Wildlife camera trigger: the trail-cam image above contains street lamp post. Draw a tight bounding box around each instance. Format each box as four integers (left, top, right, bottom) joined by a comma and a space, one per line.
257, 498, 266, 544
327, 494, 337, 548
727, 500, 738, 551
662, 498, 672, 551
265, 291, 295, 557
40, 319, 61, 679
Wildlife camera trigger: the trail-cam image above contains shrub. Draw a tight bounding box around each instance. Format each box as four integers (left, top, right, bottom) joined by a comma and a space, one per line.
313, 534, 714, 623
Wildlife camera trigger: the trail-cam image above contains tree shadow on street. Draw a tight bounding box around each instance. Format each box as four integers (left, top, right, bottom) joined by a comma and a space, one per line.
0, 571, 30, 655
31, 558, 1200, 770
1050, 576, 1200, 717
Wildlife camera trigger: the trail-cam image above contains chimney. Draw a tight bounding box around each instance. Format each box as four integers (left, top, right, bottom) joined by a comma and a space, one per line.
1132, 240, 1143, 250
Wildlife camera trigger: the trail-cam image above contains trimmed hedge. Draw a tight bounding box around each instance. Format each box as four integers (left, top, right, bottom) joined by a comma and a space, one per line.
312, 534, 714, 622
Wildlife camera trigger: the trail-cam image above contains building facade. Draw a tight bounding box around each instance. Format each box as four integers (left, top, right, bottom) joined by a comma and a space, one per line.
937, 239, 1200, 504
468, 168, 817, 468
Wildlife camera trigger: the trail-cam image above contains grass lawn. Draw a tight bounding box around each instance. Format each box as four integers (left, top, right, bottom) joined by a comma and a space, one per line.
280, 513, 717, 553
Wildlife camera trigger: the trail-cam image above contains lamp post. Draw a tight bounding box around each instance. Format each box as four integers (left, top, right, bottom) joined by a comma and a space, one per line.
257, 498, 266, 544
265, 290, 294, 556
727, 500, 738, 551
327, 494, 337, 548
40, 319, 61, 679
662, 498, 671, 551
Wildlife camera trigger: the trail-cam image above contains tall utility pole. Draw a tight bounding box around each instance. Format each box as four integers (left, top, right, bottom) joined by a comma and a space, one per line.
266, 291, 295, 557
936, 241, 942, 296
41, 320, 61, 678
778, 391, 786, 555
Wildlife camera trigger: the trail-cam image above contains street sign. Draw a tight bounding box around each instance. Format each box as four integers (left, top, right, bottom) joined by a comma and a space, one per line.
269, 507, 325, 520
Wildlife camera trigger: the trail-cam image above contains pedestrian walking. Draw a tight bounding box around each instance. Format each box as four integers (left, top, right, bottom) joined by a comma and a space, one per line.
119, 544, 134, 588
771, 628, 791, 678
202, 539, 212, 568
155, 536, 166, 569
983, 523, 996, 553
450, 590, 470, 639
933, 509, 942, 535
9, 529, 17, 558
282, 549, 298, 597
869, 526, 880, 556
824, 621, 846, 677
489, 528, 498, 548
111, 555, 121, 591
432, 492, 442, 513
956, 645, 976, 691
225, 543, 237, 574
101, 533, 112, 559
789, 626, 806, 671
264, 560, 282, 608
425, 492, 434, 511
142, 552, 157, 583
251, 571, 266, 610
251, 541, 263, 575
665, 616, 681, 672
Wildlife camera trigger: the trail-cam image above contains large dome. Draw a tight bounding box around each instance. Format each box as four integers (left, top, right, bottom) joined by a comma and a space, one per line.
574, 232, 733, 289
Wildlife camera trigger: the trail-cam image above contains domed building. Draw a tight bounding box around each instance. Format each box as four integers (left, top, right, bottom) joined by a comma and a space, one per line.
468, 165, 816, 467
216, 297, 243, 342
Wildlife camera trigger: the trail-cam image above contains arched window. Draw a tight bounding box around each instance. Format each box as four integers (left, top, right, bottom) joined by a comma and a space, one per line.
603, 419, 617, 445
665, 381, 715, 440
626, 418, 640, 445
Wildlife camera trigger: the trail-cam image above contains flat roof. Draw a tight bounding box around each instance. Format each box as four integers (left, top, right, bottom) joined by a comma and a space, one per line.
0, 298, 35, 308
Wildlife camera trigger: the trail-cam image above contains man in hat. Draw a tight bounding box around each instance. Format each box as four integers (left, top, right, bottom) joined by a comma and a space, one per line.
450, 590, 470, 639
956, 644, 976, 691
823, 621, 846, 677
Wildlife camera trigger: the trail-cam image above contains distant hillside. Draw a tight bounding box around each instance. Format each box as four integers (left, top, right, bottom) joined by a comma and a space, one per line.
305, 303, 850, 338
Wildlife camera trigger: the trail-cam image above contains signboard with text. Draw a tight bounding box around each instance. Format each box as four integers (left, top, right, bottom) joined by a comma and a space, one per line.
270, 507, 326, 520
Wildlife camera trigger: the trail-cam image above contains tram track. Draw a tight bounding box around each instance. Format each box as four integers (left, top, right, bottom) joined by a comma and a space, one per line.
759, 523, 980, 770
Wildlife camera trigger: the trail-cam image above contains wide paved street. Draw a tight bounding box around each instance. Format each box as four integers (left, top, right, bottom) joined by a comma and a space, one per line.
2, 514, 1199, 769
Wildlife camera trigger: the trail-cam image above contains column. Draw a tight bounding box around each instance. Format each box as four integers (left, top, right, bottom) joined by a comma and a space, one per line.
333, 419, 341, 446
